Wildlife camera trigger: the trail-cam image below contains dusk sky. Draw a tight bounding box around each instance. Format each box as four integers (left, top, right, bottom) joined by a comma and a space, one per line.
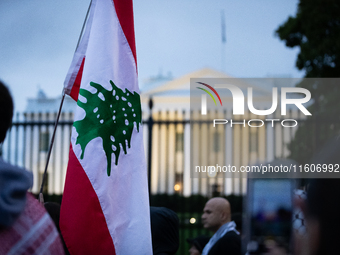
0, 0, 303, 112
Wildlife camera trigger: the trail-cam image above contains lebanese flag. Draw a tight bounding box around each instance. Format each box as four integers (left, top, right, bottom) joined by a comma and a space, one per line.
60, 0, 153, 254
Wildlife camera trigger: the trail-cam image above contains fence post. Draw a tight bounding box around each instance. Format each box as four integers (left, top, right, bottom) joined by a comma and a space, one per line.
147, 97, 154, 195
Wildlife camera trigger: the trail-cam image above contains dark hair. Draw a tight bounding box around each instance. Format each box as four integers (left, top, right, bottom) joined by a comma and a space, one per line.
0, 81, 14, 143
150, 207, 179, 255
307, 137, 340, 254
307, 179, 340, 255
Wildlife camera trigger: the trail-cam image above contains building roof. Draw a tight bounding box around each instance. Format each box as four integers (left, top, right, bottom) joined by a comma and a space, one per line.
25, 94, 76, 114
140, 68, 277, 112
142, 68, 233, 97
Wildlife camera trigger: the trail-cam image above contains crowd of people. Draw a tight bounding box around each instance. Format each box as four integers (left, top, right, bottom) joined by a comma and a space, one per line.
1, 79, 340, 255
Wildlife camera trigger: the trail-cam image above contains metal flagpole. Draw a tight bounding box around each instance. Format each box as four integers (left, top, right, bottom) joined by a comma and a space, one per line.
221, 10, 226, 73
39, 0, 92, 203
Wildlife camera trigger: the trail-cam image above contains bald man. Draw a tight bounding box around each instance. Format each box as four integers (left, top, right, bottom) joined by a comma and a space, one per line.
201, 197, 241, 255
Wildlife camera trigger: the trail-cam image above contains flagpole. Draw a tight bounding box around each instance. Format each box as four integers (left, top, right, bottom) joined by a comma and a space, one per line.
221, 10, 226, 73
39, 90, 66, 203
76, 0, 92, 50
39, 0, 92, 203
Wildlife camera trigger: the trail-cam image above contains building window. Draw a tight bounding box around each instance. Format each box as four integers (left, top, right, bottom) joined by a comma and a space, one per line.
213, 132, 220, 152
39, 131, 49, 152
174, 173, 183, 193
250, 131, 258, 153
212, 184, 221, 197
175, 132, 184, 152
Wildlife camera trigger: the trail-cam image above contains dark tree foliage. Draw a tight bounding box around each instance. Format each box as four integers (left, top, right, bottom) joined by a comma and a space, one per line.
276, 0, 340, 78
276, 0, 340, 164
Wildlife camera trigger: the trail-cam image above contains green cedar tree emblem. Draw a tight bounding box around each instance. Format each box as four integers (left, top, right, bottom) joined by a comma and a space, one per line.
74, 80, 142, 176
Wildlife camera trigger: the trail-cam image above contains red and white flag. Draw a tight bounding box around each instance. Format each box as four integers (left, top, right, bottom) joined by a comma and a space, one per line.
60, 0, 152, 254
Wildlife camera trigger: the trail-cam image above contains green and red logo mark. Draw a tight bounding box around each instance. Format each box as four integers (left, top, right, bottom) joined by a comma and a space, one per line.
74, 80, 142, 176
196, 82, 222, 115
196, 82, 223, 106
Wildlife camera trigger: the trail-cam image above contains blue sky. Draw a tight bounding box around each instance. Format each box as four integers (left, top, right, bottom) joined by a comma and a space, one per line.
0, 0, 303, 112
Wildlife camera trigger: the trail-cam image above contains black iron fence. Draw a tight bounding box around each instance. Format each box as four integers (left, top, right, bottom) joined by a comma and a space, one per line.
2, 108, 339, 254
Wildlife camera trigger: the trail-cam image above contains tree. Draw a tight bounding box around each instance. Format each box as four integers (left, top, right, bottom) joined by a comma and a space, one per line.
276, 0, 340, 78
276, 0, 340, 165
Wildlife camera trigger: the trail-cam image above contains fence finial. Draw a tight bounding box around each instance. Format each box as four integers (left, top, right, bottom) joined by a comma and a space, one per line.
148, 97, 153, 111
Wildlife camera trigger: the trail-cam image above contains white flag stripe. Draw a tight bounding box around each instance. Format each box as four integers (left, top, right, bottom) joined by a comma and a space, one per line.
63, 1, 96, 94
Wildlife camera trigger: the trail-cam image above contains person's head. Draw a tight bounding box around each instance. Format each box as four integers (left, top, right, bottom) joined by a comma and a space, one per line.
201, 197, 231, 233
297, 136, 340, 255
0, 81, 14, 143
150, 206, 179, 255
187, 235, 210, 255
302, 179, 340, 255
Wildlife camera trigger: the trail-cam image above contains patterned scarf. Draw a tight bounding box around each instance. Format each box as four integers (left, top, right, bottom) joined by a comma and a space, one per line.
202, 221, 239, 255
0, 193, 65, 255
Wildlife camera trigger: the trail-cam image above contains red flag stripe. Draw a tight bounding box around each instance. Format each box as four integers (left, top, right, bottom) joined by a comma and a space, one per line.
60, 145, 116, 255
112, 0, 137, 67
70, 57, 85, 101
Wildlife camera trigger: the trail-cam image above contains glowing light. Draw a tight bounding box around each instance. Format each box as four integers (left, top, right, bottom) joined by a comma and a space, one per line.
174, 184, 181, 191
190, 218, 196, 224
